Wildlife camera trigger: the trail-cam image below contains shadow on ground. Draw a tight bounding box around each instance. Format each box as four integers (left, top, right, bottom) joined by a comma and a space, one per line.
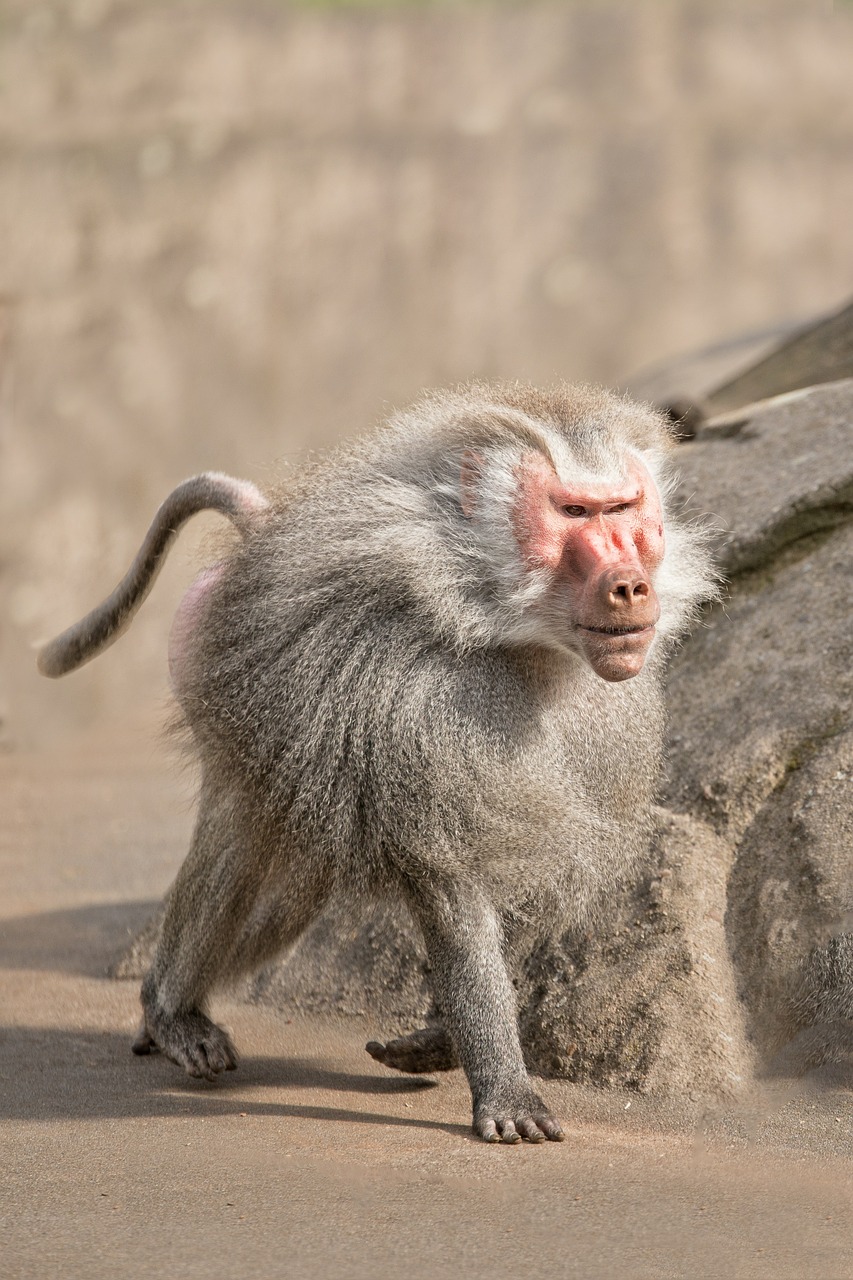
0, 901, 160, 975
0, 1025, 452, 1130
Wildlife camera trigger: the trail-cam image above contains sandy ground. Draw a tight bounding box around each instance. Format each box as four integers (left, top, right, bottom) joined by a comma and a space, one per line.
1, 724, 851, 1280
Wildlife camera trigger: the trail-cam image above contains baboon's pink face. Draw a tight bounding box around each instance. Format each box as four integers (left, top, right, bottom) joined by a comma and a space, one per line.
512, 453, 665, 681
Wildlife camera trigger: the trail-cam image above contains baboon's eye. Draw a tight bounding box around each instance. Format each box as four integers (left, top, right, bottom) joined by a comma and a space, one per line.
607, 503, 631, 514
562, 504, 587, 518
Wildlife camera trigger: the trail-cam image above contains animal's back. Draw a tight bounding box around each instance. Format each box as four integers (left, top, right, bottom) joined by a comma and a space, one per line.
176, 507, 664, 918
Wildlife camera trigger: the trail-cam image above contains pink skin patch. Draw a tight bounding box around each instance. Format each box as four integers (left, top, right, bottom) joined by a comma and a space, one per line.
169, 563, 226, 693
236, 480, 270, 515
512, 454, 665, 681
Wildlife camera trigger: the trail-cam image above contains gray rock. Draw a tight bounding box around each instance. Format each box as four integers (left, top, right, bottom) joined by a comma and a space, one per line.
659, 379, 853, 1082
625, 297, 853, 419
676, 380, 853, 576
707, 299, 853, 415
625, 323, 796, 410
516, 809, 754, 1097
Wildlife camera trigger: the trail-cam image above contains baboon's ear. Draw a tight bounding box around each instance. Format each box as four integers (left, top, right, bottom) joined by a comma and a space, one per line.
459, 449, 484, 518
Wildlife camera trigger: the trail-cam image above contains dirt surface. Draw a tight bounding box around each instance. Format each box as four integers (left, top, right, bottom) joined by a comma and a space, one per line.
1, 724, 851, 1280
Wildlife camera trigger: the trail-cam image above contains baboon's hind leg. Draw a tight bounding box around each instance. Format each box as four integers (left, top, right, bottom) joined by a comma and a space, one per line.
366, 1023, 459, 1074
134, 783, 330, 1081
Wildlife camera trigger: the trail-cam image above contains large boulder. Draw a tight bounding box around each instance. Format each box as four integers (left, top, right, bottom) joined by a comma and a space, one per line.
116, 379, 853, 1094
627, 297, 853, 419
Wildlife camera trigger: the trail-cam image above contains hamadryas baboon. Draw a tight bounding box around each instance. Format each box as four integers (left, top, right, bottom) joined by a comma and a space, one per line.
39, 382, 715, 1143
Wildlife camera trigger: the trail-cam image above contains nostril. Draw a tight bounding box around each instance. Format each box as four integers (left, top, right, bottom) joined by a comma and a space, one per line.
606, 576, 650, 606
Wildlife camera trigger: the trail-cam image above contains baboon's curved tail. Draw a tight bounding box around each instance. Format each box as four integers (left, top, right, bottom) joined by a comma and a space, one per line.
37, 472, 269, 678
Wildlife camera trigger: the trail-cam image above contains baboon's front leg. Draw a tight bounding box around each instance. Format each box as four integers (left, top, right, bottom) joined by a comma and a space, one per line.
410, 884, 564, 1145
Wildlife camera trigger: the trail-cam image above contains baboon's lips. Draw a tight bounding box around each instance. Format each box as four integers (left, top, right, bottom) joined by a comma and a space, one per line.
578, 622, 656, 637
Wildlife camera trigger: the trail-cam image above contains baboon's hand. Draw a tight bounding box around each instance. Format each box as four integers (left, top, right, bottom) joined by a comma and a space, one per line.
474, 1088, 565, 1145
132, 1009, 238, 1082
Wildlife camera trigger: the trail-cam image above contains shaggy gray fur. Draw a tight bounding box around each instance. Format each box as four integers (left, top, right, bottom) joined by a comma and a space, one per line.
41, 382, 716, 1142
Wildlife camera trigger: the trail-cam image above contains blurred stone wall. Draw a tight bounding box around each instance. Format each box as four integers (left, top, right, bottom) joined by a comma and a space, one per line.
2, 0, 853, 741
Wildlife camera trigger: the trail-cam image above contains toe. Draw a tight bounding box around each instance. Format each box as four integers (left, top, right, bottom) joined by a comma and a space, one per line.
201, 1039, 229, 1074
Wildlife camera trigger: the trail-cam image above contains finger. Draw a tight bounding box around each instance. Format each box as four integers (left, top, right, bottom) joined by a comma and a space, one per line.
516, 1116, 546, 1143
535, 1114, 565, 1141
477, 1117, 502, 1143
498, 1119, 521, 1145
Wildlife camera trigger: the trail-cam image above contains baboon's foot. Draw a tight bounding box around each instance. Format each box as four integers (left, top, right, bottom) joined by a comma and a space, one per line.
474, 1085, 565, 1145
132, 1008, 238, 1082
366, 1025, 459, 1074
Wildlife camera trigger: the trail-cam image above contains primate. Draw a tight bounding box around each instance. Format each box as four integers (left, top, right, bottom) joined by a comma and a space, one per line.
39, 382, 715, 1143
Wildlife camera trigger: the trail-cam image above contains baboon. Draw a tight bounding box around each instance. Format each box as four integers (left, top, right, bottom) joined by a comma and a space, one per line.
39, 382, 715, 1143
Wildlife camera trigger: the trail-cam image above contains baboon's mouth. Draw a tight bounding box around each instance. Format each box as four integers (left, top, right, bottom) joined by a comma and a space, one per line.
578, 623, 655, 636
